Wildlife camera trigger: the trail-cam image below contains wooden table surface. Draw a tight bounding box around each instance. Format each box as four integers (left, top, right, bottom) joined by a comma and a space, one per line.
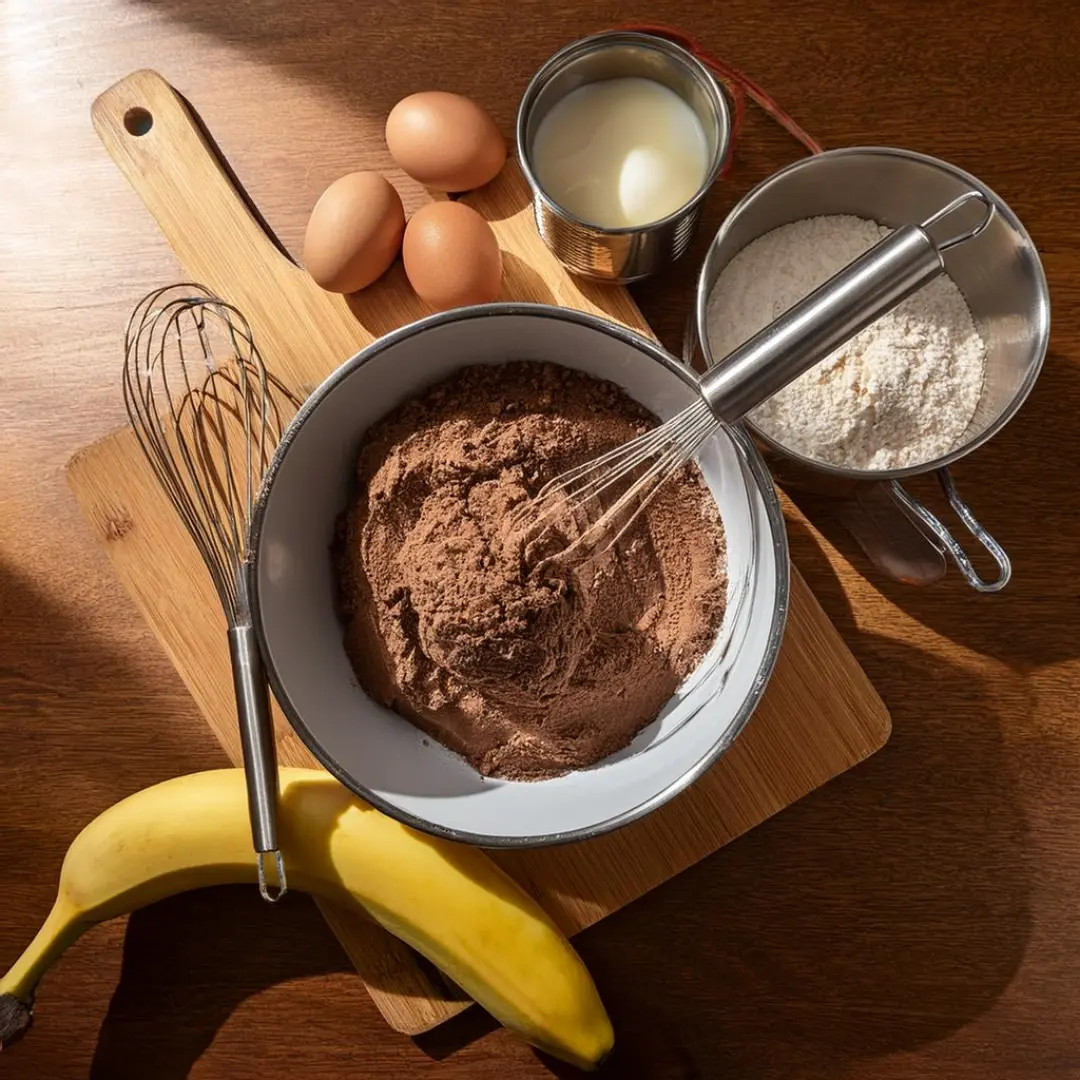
2, 1, 1078, 1077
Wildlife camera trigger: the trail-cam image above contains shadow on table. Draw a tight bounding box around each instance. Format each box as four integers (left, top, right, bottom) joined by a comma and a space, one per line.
565, 581, 1032, 1078
89, 887, 355, 1079
0, 554, 217, 888
0, 556, 216, 798
0, 557, 235, 1077
783, 351, 1080, 669
80, 521, 1033, 1080
415, 524, 1035, 1079
125, 0, 787, 355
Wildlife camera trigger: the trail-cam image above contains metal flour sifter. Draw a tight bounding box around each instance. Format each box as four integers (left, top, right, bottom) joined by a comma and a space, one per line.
513, 191, 996, 563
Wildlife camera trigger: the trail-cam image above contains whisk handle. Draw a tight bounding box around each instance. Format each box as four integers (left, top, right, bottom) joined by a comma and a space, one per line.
699, 224, 946, 424
228, 625, 286, 900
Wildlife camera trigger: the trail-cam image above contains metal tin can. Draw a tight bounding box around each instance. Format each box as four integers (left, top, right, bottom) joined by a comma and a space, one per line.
516, 31, 731, 284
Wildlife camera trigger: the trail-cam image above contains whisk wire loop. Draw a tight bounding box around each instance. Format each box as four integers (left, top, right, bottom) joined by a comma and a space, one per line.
122, 284, 300, 898
122, 285, 299, 621
512, 396, 716, 563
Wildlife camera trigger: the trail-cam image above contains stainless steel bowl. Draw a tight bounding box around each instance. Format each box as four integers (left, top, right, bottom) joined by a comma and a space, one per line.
693, 147, 1051, 592
517, 31, 730, 284
248, 304, 788, 847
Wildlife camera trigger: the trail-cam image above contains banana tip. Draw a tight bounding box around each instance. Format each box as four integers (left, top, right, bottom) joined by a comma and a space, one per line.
0, 993, 32, 1049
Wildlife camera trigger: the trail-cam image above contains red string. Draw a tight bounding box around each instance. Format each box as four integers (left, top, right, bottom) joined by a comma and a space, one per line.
613, 22, 825, 177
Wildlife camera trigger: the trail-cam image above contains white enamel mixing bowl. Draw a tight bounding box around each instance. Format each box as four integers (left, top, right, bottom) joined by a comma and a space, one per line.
249, 304, 788, 847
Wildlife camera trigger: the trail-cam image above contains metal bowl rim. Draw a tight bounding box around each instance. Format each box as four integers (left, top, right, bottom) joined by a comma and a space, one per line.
248, 301, 790, 848
693, 145, 1052, 481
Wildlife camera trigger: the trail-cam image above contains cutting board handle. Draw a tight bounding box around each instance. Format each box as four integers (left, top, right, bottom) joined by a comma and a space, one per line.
92, 69, 301, 294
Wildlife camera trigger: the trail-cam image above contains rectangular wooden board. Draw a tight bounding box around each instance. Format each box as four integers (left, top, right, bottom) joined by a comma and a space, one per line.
66, 70, 891, 1036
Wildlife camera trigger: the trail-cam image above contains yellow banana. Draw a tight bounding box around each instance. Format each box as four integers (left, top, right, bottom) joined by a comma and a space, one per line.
0, 768, 613, 1068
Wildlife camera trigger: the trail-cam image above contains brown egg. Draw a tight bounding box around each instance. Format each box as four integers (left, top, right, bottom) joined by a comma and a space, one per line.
303, 172, 405, 294
385, 91, 507, 192
402, 202, 503, 311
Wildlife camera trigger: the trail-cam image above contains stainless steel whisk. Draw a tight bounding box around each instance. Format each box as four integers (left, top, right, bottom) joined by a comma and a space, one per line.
514, 191, 996, 561
122, 284, 301, 902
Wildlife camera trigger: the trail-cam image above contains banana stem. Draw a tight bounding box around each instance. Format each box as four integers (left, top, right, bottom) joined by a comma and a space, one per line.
0, 900, 84, 1047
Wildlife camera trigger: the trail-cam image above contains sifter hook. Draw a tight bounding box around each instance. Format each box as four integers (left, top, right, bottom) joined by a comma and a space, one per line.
921, 189, 996, 251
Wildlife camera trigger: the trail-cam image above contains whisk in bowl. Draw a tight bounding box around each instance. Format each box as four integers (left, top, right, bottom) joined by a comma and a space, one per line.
122, 284, 301, 902
512, 191, 995, 562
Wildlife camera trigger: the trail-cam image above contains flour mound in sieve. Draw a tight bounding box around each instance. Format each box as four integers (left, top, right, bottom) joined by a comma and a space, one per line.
705, 214, 987, 471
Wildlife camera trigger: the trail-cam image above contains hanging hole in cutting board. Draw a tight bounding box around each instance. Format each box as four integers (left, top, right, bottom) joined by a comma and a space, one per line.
124, 107, 153, 136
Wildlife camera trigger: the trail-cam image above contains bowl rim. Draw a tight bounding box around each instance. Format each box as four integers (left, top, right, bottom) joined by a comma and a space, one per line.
693, 145, 1052, 481
248, 302, 790, 847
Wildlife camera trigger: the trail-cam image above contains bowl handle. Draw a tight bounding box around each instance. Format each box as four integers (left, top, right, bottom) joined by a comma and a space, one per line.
888, 469, 1012, 593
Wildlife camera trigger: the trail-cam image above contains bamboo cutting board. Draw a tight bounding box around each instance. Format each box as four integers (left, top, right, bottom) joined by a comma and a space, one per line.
68, 70, 891, 1036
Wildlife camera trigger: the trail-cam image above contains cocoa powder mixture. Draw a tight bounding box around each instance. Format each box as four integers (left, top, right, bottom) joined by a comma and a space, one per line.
335, 361, 727, 780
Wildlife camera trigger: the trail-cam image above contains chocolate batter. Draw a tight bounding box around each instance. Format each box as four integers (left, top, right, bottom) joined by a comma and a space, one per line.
336, 361, 727, 780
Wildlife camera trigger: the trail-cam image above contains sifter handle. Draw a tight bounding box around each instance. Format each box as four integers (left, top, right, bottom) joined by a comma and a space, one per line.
700, 190, 995, 424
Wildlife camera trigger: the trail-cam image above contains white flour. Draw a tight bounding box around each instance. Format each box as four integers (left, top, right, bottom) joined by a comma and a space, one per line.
705, 214, 987, 470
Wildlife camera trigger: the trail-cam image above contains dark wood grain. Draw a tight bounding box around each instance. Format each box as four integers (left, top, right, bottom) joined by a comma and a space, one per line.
1, 0, 1078, 1077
